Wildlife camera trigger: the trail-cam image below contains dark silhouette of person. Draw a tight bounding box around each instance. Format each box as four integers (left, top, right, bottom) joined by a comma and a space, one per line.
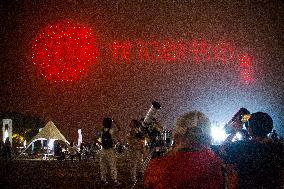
99, 117, 121, 186
271, 129, 279, 141
3, 138, 12, 160
54, 142, 65, 161
0, 141, 5, 159
221, 112, 284, 189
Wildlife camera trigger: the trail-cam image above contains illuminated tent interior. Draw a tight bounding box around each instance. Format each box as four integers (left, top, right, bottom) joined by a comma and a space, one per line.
25, 121, 70, 151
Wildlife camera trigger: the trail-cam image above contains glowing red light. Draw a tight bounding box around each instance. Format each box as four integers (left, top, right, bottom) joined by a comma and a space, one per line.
162, 40, 177, 62
149, 41, 163, 62
175, 40, 187, 61
213, 42, 234, 64
32, 21, 254, 85
111, 41, 131, 61
239, 54, 253, 84
137, 40, 149, 62
111, 40, 237, 65
190, 40, 201, 64
32, 20, 98, 82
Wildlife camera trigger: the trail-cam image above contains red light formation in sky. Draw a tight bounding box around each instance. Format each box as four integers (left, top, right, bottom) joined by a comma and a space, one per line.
111, 40, 253, 84
32, 20, 252, 84
31, 20, 98, 82
239, 54, 253, 84
111, 40, 235, 64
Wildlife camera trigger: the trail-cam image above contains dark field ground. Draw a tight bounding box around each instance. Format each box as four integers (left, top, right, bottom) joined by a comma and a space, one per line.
0, 152, 145, 189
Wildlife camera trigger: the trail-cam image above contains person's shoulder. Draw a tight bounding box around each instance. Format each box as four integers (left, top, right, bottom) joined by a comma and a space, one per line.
269, 140, 284, 154
221, 141, 252, 160
224, 140, 251, 151
146, 155, 175, 180
197, 148, 224, 164
148, 154, 174, 167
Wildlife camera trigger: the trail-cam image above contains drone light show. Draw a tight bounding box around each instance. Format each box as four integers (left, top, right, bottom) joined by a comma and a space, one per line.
31, 20, 98, 82
111, 40, 253, 84
32, 19, 253, 84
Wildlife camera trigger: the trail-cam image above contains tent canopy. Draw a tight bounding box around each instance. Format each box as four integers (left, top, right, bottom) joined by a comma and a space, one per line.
27, 121, 69, 148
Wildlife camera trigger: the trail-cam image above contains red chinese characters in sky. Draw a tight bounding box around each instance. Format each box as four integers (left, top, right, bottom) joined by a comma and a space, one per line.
32, 20, 253, 84
111, 40, 235, 64
238, 54, 253, 84
111, 40, 253, 84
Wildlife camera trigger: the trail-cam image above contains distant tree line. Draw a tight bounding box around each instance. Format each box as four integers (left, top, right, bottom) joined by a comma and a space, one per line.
0, 111, 44, 147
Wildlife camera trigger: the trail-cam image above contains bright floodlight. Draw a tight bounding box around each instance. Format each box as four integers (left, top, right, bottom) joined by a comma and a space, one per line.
48, 139, 56, 151
232, 132, 242, 142
3, 130, 8, 142
211, 125, 228, 145
24, 140, 27, 147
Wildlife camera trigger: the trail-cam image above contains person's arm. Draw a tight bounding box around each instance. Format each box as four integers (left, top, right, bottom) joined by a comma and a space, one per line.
96, 140, 102, 145
112, 119, 121, 132
219, 122, 240, 155
224, 132, 237, 144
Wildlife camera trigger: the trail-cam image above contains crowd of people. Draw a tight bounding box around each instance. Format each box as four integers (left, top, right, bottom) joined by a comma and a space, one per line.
85, 108, 283, 188
143, 109, 284, 189
1, 107, 284, 188
90, 108, 284, 188
38, 109, 284, 188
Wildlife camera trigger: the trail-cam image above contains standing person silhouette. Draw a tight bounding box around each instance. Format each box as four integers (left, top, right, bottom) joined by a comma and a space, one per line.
270, 129, 279, 142
3, 138, 12, 160
127, 119, 146, 183
68, 141, 79, 162
99, 117, 121, 186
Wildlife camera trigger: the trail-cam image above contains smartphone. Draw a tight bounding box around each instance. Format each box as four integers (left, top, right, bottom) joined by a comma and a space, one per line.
241, 114, 251, 123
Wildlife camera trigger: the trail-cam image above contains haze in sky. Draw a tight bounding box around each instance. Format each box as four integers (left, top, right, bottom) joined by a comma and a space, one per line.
1, 0, 283, 140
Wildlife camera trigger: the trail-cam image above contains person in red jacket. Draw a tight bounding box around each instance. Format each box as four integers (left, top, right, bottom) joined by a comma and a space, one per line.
144, 110, 226, 189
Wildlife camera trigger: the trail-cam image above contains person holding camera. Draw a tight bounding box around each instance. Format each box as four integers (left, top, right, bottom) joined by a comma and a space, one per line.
144, 110, 225, 189
99, 117, 121, 186
223, 108, 251, 143
220, 112, 284, 188
127, 119, 146, 183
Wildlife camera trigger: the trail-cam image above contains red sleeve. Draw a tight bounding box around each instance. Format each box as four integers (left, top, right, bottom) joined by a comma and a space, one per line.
144, 158, 167, 189
144, 159, 159, 189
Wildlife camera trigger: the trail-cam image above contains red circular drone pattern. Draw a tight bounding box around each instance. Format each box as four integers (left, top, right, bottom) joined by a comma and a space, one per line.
32, 20, 98, 82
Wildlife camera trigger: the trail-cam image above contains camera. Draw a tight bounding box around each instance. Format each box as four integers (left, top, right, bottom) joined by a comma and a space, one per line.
224, 108, 250, 134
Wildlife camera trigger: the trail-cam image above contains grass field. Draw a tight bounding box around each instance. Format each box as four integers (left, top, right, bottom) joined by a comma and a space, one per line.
0, 152, 145, 189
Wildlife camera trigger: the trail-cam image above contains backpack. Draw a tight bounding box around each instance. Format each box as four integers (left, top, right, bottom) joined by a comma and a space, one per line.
102, 130, 113, 149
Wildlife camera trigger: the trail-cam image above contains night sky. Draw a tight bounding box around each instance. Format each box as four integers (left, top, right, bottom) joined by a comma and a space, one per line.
1, 0, 283, 141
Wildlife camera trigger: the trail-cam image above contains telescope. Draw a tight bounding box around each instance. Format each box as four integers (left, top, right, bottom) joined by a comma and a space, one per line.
143, 101, 161, 126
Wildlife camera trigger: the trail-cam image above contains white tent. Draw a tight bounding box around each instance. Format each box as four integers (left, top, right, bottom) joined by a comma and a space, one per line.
25, 121, 69, 150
